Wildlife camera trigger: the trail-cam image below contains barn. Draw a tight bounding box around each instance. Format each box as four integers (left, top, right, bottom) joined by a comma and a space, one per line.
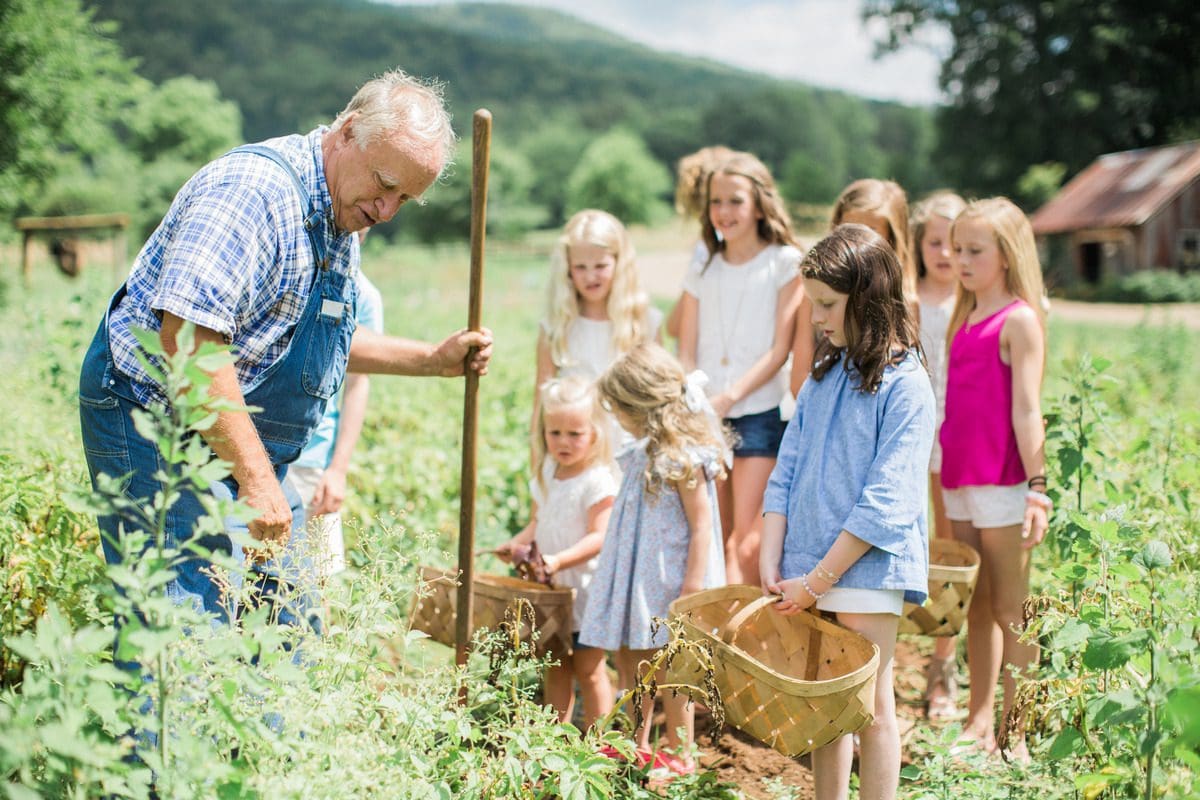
1030, 140, 1200, 286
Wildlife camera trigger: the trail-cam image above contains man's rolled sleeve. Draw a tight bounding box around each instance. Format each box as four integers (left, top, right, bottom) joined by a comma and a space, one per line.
150, 185, 277, 338
840, 373, 934, 555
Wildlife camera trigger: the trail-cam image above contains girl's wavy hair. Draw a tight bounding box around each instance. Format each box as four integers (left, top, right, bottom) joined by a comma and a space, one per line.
805, 224, 921, 394
532, 375, 612, 495
544, 209, 652, 370
946, 197, 1047, 350
910, 191, 967, 279
597, 344, 729, 495
832, 179, 916, 303
674, 145, 734, 218
700, 152, 797, 270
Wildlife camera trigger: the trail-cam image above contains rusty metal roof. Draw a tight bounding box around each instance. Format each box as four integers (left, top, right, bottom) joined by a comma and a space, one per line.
1030, 140, 1200, 235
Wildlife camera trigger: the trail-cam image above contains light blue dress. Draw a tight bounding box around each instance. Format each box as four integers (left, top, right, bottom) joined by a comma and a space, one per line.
579, 443, 726, 650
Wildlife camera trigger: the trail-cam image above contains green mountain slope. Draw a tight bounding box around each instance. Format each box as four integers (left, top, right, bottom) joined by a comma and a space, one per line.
87, 0, 940, 210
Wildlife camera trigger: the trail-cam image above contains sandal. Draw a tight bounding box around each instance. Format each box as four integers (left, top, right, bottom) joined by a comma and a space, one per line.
924, 655, 962, 722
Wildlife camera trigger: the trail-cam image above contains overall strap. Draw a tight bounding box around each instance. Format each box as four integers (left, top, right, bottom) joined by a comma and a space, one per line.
230, 144, 328, 269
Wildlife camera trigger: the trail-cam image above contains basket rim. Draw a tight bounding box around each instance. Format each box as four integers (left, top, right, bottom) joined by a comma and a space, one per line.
418, 565, 573, 600
670, 585, 880, 697
927, 539, 980, 582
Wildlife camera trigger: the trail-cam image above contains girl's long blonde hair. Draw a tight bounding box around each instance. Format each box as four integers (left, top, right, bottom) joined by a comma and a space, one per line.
597, 344, 729, 495
910, 191, 967, 279
544, 209, 651, 370
700, 152, 797, 268
832, 179, 916, 301
946, 197, 1047, 346
532, 375, 612, 494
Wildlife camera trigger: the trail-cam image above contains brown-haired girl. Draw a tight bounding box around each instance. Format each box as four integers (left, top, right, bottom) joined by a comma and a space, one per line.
677, 151, 810, 587
762, 224, 935, 800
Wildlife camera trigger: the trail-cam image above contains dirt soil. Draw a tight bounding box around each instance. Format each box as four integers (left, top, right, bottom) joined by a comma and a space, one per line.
688, 639, 930, 800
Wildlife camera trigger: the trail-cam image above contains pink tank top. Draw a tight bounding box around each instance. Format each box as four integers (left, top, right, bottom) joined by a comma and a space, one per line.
939, 299, 1027, 488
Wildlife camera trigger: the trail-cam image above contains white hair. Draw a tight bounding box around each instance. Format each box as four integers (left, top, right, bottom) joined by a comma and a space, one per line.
330, 69, 456, 176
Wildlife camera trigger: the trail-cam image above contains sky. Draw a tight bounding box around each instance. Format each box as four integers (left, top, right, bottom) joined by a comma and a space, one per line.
381, 0, 949, 106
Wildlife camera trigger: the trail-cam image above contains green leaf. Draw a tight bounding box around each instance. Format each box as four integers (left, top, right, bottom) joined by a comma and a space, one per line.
1052, 619, 1091, 651
1137, 540, 1172, 571
1048, 726, 1086, 760
1083, 630, 1139, 670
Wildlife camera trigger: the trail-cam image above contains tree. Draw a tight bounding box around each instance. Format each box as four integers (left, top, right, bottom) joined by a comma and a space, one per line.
864, 0, 1200, 197
564, 129, 671, 225
0, 0, 137, 220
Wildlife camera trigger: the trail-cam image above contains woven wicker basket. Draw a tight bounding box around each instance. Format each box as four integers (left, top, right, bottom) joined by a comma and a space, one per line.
667, 585, 879, 757
408, 566, 574, 657
898, 539, 981, 637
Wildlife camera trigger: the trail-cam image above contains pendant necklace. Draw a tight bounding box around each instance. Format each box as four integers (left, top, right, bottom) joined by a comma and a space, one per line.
717, 260, 748, 368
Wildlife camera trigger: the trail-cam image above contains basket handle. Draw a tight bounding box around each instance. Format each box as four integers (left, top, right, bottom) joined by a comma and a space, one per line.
719, 594, 782, 645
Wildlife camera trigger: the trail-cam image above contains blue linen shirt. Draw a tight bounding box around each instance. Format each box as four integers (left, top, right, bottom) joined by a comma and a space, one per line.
763, 349, 935, 605
293, 272, 384, 469
107, 127, 359, 407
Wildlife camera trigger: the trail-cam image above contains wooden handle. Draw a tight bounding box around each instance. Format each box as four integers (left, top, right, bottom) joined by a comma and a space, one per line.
455, 109, 492, 669
719, 594, 781, 645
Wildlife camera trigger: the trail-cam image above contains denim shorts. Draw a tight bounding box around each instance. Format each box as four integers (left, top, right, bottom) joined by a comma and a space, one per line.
726, 406, 786, 458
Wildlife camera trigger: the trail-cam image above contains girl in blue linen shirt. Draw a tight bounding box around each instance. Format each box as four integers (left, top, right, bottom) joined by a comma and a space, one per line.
760, 224, 934, 800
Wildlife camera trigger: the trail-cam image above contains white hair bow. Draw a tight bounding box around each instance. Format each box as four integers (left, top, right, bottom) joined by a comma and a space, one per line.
683, 370, 709, 413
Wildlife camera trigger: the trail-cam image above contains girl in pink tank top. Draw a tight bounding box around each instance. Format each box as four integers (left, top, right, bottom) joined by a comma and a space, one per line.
940, 198, 1049, 761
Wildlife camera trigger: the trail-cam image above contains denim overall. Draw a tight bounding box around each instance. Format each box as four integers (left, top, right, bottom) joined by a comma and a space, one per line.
78, 144, 357, 632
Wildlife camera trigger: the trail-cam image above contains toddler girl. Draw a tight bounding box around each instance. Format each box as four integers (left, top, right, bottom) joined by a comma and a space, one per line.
911, 191, 968, 722
498, 376, 618, 728
580, 343, 729, 767
941, 197, 1049, 760
534, 209, 662, 459
762, 224, 935, 800
677, 152, 807, 586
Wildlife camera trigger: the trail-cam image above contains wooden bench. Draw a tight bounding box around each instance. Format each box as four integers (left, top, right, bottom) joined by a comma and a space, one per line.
14, 213, 130, 284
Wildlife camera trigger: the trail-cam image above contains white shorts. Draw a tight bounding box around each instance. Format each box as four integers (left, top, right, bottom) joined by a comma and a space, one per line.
285, 465, 347, 577
942, 483, 1025, 528
816, 587, 905, 615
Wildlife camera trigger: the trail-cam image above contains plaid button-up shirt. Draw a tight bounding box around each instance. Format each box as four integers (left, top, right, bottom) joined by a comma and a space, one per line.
108, 127, 359, 407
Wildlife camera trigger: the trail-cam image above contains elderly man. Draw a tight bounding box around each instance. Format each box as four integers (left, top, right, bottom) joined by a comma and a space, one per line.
78, 70, 490, 628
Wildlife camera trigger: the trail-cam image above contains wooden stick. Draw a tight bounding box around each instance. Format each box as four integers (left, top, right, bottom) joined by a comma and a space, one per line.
456, 109, 492, 668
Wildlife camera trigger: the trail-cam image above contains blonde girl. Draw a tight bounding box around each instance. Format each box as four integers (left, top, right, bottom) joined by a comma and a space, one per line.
533, 209, 662, 460
762, 224, 935, 800
665, 145, 735, 340
940, 197, 1049, 760
911, 191, 969, 722
677, 152, 809, 587
498, 376, 617, 728
579, 343, 729, 770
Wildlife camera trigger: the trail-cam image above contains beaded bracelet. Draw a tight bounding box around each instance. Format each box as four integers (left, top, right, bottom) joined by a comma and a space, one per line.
800, 573, 827, 601
812, 561, 841, 584
1025, 490, 1053, 511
